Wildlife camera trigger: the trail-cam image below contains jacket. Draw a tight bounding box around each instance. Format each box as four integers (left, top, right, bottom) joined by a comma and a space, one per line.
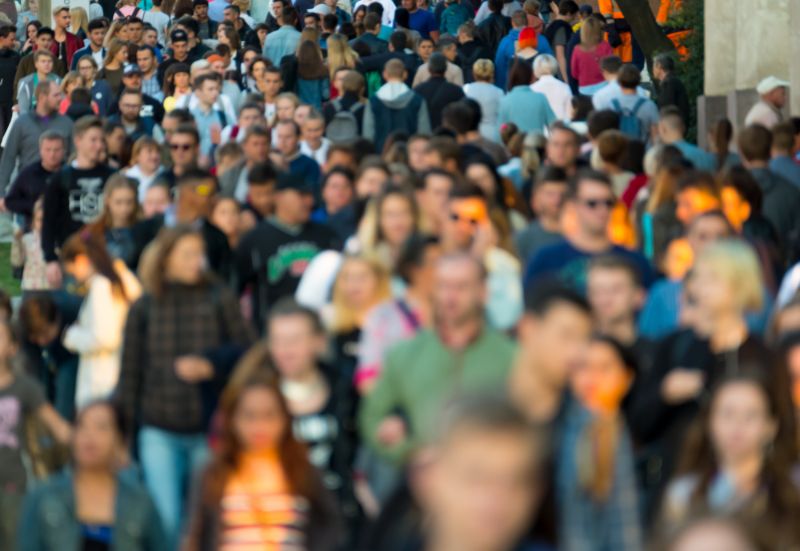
357, 50, 422, 87
219, 159, 248, 198
3, 161, 56, 219
116, 283, 255, 433
359, 326, 515, 463
413, 75, 465, 129
750, 167, 800, 264
18, 471, 168, 551
14, 51, 67, 100
0, 47, 20, 105
70, 45, 106, 70
656, 73, 690, 126
48, 31, 83, 68
350, 32, 389, 55
297, 76, 330, 110
362, 82, 432, 153
63, 269, 142, 408
16, 73, 61, 113
458, 39, 491, 82
0, 113, 74, 195
439, 3, 471, 35
477, 12, 511, 58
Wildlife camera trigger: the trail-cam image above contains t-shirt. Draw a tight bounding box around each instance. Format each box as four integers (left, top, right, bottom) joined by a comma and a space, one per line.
514, 221, 562, 265
0, 373, 46, 490
408, 9, 438, 39
523, 239, 656, 294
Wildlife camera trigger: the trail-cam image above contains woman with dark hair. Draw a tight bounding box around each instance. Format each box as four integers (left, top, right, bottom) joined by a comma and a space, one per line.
464, 156, 529, 232
498, 59, 556, 132
97, 38, 128, 96
708, 119, 740, 171
660, 367, 800, 550
19, 400, 168, 551
184, 369, 342, 551
296, 39, 330, 109
60, 230, 141, 408
162, 63, 192, 112
116, 226, 255, 549
89, 174, 142, 266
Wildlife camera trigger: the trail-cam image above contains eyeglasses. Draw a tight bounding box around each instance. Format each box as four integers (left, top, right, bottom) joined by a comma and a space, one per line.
170, 143, 194, 151
579, 198, 616, 210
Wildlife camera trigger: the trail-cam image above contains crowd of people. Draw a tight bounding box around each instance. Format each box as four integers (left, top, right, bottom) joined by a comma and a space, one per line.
0, 0, 798, 549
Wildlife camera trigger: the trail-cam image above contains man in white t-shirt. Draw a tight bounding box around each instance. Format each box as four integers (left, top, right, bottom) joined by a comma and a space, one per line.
745, 76, 789, 130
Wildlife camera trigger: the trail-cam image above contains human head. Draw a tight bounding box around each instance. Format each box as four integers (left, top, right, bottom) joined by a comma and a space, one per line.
571, 334, 636, 416
98, 173, 139, 229
72, 401, 128, 471
301, 110, 325, 147
567, 169, 616, 239
756, 76, 789, 109
193, 72, 221, 107
685, 210, 734, 255
275, 119, 301, 157
737, 124, 772, 165
331, 255, 391, 333
38, 130, 66, 172
579, 15, 603, 47
675, 170, 721, 226
530, 166, 568, 221
0, 25, 15, 49
587, 109, 620, 141
33, 49, 54, 76
660, 517, 760, 551
35, 26, 54, 51
73, 115, 106, 165
61, 230, 127, 299
275, 92, 299, 122
424, 394, 545, 551
472, 59, 495, 83
273, 172, 314, 225
507, 58, 533, 88
599, 55, 622, 81
141, 225, 207, 294
118, 88, 143, 123
169, 124, 200, 169
772, 122, 796, 157
176, 167, 217, 220
692, 239, 764, 317
587, 255, 645, 331
382, 58, 407, 84
416, 169, 456, 231
417, 38, 434, 62
143, 183, 172, 217
247, 161, 277, 217
433, 253, 487, 327
428, 52, 447, 78
518, 281, 593, 387
617, 63, 641, 91
19, 294, 61, 347
321, 166, 355, 215
653, 53, 675, 82
546, 123, 581, 172
241, 125, 270, 165
34, 79, 61, 114
52, 6, 70, 30
719, 165, 763, 232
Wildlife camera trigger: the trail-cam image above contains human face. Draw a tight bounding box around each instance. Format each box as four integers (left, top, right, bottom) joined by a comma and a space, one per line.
76, 127, 106, 164
433, 257, 485, 326
128, 22, 143, 43
402, 0, 417, 11
106, 127, 126, 156
268, 314, 322, 377
89, 27, 106, 48
444, 197, 487, 250
249, 183, 275, 216
417, 39, 433, 61
216, 25, 229, 44
233, 386, 287, 452
143, 29, 157, 47
172, 40, 189, 59
194, 3, 208, 19
324, 150, 356, 172
304, 15, 317, 29
107, 187, 137, 227
573, 180, 615, 238
322, 173, 353, 214
34, 54, 53, 75
332, 70, 347, 95
337, 258, 380, 312
380, 195, 414, 246
223, 7, 236, 22
27, 24, 38, 43
55, 11, 71, 30
169, 132, 199, 167
587, 267, 642, 329
0, 30, 15, 49
257, 27, 268, 45
242, 134, 270, 164
676, 188, 721, 226
165, 234, 206, 284
173, 71, 190, 89
692, 259, 736, 317
40, 138, 65, 172
408, 138, 430, 171
72, 404, 120, 471
143, 186, 171, 217
355, 167, 388, 198
114, 45, 128, 64
211, 198, 239, 239
720, 187, 749, 233
428, 427, 539, 551
465, 164, 497, 198
276, 123, 299, 156
136, 49, 155, 73
409, 244, 442, 294
238, 108, 263, 131
546, 129, 580, 171
276, 97, 296, 121
767, 86, 787, 109
196, 80, 221, 107
710, 381, 776, 466
302, 118, 325, 146
571, 340, 633, 414
670, 521, 759, 551
687, 215, 731, 254
271, 0, 284, 18
294, 105, 311, 127
119, 94, 143, 122
36, 33, 53, 51
275, 189, 312, 225
78, 59, 96, 81
532, 181, 567, 220
517, 303, 593, 388
43, 84, 63, 112
137, 144, 161, 173
264, 71, 283, 98
210, 59, 226, 75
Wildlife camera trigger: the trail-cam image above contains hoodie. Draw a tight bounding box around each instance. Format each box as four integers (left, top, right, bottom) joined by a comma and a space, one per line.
362, 82, 431, 152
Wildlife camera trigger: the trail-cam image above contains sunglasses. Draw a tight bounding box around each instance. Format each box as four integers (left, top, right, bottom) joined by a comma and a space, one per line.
170, 143, 194, 151
580, 198, 616, 210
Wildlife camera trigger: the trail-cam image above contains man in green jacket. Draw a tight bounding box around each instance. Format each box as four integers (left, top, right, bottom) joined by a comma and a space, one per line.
359, 253, 516, 464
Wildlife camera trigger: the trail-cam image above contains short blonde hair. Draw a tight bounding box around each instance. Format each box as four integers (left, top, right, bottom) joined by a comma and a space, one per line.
694, 239, 764, 312
472, 58, 494, 82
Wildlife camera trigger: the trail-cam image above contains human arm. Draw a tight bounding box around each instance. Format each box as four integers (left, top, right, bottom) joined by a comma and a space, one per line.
63, 278, 126, 354
0, 120, 21, 194
114, 297, 148, 430
555, 44, 568, 82
37, 403, 72, 445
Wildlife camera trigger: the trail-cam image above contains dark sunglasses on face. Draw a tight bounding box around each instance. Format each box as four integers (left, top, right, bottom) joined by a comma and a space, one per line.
449, 212, 480, 226
580, 198, 616, 210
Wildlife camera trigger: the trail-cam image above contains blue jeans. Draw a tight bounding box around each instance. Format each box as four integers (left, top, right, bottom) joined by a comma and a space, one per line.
138, 426, 209, 549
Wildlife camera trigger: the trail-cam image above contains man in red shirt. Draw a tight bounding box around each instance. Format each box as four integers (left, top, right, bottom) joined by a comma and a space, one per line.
50, 6, 83, 68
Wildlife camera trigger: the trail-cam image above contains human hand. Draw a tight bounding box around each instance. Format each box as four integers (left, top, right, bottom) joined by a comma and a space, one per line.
661, 369, 704, 404
46, 261, 62, 288
175, 355, 214, 383
210, 124, 221, 145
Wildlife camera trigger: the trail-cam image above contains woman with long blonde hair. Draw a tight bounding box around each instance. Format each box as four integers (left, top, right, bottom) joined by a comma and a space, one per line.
98, 38, 129, 95
70, 7, 89, 39
326, 33, 359, 83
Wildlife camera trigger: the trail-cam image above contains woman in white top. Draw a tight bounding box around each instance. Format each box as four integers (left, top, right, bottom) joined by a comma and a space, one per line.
463, 59, 505, 143
60, 230, 142, 408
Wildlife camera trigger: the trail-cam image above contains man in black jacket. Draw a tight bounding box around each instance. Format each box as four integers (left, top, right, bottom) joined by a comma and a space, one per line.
3, 131, 66, 224
0, 25, 19, 136
476, 0, 510, 58
358, 31, 421, 87
414, 53, 465, 130
350, 13, 388, 55
653, 53, 691, 127
456, 20, 489, 83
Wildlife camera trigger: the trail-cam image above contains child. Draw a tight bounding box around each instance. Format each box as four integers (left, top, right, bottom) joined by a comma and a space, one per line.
89, 174, 141, 266
0, 319, 71, 550
10, 198, 49, 291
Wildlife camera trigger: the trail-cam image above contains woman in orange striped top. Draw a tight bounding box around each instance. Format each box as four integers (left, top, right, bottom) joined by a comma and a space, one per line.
184, 370, 341, 551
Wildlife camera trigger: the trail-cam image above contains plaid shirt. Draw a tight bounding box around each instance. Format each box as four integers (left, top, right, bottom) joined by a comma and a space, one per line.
556, 400, 643, 551
116, 283, 254, 433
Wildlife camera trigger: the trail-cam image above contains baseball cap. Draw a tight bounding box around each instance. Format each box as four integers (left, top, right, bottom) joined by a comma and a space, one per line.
123, 64, 143, 76
756, 76, 790, 95
170, 29, 189, 43
275, 172, 312, 194
308, 4, 332, 14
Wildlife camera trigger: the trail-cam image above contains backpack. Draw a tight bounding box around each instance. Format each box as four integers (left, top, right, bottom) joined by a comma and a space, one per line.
611, 97, 647, 140
325, 99, 362, 142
